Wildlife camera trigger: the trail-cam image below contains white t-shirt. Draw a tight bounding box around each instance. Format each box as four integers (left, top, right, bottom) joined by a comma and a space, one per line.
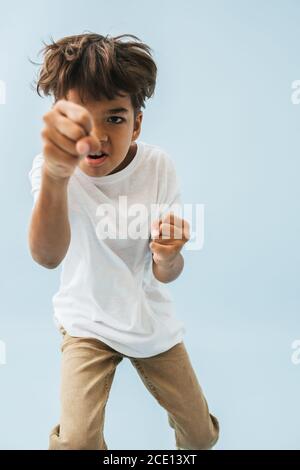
29, 140, 186, 358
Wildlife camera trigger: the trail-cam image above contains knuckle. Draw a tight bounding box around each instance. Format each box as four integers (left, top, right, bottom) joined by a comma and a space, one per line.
55, 99, 65, 108
42, 112, 51, 123
43, 141, 54, 155
41, 127, 48, 139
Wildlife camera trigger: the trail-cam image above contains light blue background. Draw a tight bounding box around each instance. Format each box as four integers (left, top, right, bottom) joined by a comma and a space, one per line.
0, 0, 299, 450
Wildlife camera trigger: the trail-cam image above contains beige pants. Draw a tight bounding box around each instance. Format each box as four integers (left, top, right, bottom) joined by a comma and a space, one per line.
49, 331, 219, 450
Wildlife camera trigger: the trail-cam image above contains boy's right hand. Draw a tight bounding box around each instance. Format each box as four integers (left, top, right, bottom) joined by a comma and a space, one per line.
41, 100, 101, 179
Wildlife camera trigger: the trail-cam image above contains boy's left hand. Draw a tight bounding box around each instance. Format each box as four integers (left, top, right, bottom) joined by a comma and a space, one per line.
149, 212, 190, 265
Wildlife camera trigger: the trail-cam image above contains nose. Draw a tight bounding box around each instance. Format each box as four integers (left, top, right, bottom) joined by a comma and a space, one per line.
99, 134, 108, 143
90, 128, 108, 144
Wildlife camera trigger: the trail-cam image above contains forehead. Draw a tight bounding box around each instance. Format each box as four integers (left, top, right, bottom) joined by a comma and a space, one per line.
66, 88, 133, 111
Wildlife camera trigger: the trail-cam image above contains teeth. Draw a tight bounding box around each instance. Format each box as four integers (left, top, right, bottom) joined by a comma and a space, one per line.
90, 151, 105, 156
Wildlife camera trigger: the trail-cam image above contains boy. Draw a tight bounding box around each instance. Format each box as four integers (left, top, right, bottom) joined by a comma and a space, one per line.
28, 33, 219, 450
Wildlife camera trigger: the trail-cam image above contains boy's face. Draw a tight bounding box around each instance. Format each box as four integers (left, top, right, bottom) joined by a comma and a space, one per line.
66, 89, 143, 177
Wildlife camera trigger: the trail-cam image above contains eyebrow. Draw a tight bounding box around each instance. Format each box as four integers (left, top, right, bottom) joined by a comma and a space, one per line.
106, 107, 129, 114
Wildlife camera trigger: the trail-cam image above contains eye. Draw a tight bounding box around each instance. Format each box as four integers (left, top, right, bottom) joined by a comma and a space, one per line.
107, 116, 125, 124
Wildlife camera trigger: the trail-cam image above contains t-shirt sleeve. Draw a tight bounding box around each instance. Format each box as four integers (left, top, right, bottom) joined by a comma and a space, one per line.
157, 152, 183, 220
28, 153, 44, 206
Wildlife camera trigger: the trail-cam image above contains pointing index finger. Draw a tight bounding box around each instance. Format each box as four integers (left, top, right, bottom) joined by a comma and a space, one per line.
55, 100, 93, 136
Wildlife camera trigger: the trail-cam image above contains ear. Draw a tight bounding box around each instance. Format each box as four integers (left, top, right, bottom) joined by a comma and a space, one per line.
132, 112, 143, 141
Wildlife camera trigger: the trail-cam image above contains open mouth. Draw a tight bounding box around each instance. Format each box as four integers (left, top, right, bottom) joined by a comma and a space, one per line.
87, 152, 108, 160
85, 152, 109, 167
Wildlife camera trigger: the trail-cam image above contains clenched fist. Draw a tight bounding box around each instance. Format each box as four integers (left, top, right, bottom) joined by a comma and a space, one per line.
149, 212, 190, 265
41, 100, 101, 179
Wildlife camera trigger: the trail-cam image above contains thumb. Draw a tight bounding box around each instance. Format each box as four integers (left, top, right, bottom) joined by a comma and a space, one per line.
76, 135, 101, 157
